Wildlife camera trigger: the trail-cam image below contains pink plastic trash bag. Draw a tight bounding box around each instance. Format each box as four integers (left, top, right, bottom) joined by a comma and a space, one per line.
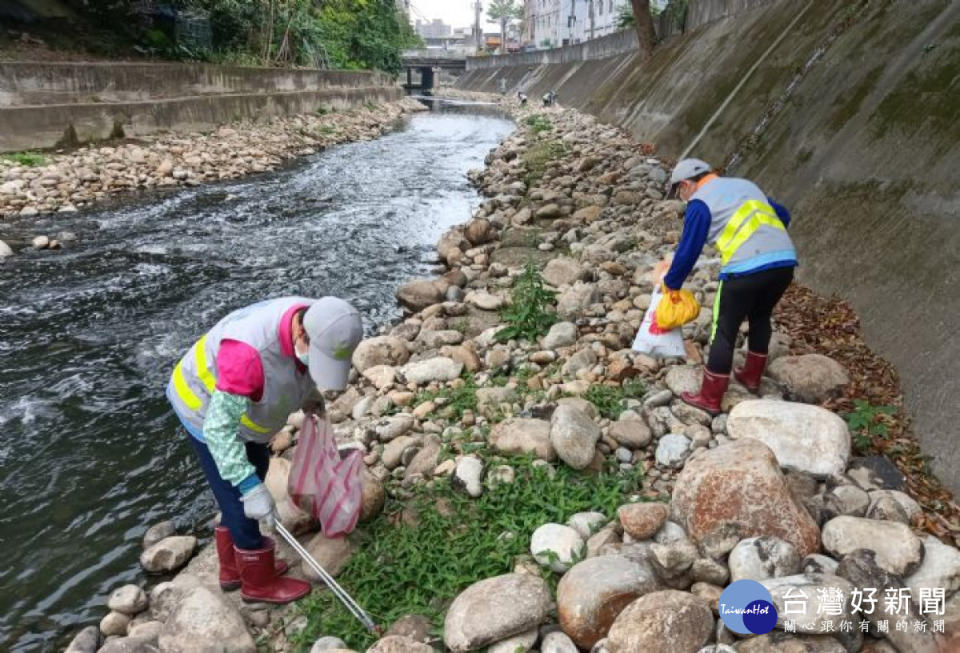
287, 414, 362, 538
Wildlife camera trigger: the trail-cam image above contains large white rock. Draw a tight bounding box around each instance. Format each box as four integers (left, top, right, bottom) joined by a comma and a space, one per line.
158, 585, 255, 652
489, 418, 555, 461
542, 321, 578, 349
530, 523, 586, 573
550, 404, 600, 470
107, 584, 148, 615
768, 354, 849, 402
352, 336, 409, 372
728, 536, 801, 583
605, 590, 713, 653
906, 535, 960, 598
726, 399, 851, 479
140, 536, 196, 573
655, 434, 691, 468
452, 456, 484, 498
542, 257, 581, 287
400, 357, 463, 384
443, 574, 552, 652
0, 239, 14, 259
821, 516, 924, 576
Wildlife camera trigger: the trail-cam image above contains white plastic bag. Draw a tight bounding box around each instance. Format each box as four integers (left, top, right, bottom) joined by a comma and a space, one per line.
632, 282, 686, 358
287, 414, 362, 538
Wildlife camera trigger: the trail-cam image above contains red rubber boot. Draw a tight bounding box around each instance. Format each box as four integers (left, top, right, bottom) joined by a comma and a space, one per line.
215, 526, 288, 592
680, 369, 730, 416
235, 538, 311, 604
735, 351, 768, 394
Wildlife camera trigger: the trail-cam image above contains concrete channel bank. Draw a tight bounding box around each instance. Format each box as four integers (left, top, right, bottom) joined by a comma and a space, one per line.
456, 0, 960, 494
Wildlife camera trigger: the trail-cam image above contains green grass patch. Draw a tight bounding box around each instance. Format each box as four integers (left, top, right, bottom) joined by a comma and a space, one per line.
316, 125, 338, 136
521, 139, 568, 187
291, 457, 645, 650
524, 114, 553, 134
316, 105, 336, 116
3, 151, 45, 167
413, 371, 479, 422
584, 379, 648, 420
495, 262, 558, 344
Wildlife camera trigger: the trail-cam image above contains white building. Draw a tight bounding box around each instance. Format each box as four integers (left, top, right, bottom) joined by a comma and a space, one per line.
525, 0, 632, 48
416, 18, 452, 40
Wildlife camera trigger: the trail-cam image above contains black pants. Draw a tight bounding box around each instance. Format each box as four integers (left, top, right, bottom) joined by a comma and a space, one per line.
707, 266, 795, 375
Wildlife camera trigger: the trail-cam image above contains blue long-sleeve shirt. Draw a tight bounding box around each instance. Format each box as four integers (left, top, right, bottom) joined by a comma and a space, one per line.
663, 197, 793, 290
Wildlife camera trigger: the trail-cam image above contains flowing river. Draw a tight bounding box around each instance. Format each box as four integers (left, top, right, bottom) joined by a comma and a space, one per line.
0, 104, 514, 651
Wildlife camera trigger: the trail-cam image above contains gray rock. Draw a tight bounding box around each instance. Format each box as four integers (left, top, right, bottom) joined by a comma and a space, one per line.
562, 347, 598, 376
760, 574, 860, 650
824, 484, 870, 519
801, 554, 840, 575
609, 418, 652, 449
158, 585, 255, 652
821, 516, 924, 576
735, 633, 849, 652
352, 336, 409, 372
98, 636, 158, 653
309, 636, 347, 652
550, 404, 601, 470
100, 611, 131, 637
490, 418, 555, 461
486, 628, 539, 653
726, 400, 851, 479
767, 354, 849, 403
557, 283, 600, 320
728, 536, 801, 583
127, 621, 162, 641
650, 538, 699, 579
107, 584, 148, 615
382, 435, 418, 470
65, 625, 101, 653
531, 523, 586, 572
557, 554, 662, 650
453, 456, 484, 498
367, 635, 433, 652
396, 279, 444, 312
541, 630, 580, 653
866, 489, 921, 523
605, 590, 713, 653
543, 257, 582, 287
655, 433, 690, 468
906, 535, 960, 599
542, 321, 578, 349
664, 365, 701, 396
566, 511, 608, 539
140, 536, 196, 573
400, 357, 463, 384
443, 574, 552, 652
0, 239, 14, 259
691, 558, 729, 586
142, 521, 175, 550
653, 520, 687, 545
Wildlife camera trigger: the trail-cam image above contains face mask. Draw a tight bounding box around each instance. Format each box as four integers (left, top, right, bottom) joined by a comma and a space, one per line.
297, 349, 309, 365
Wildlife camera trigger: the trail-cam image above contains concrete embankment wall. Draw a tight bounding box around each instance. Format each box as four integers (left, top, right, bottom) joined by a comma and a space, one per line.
457, 0, 960, 492
0, 63, 402, 151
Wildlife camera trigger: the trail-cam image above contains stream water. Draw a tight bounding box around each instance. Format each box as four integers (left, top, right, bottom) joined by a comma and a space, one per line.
0, 104, 513, 651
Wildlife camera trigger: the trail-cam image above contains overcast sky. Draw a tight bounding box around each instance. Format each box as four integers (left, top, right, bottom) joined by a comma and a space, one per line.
407, 0, 501, 30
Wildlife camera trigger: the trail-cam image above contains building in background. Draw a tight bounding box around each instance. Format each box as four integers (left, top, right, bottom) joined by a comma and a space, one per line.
415, 18, 452, 40
524, 0, 635, 48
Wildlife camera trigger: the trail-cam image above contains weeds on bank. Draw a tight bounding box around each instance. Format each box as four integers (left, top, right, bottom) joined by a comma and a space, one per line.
524, 114, 553, 135
521, 139, 568, 187
3, 151, 45, 167
413, 371, 479, 422
585, 379, 648, 420
291, 457, 646, 650
495, 262, 558, 344
844, 399, 897, 451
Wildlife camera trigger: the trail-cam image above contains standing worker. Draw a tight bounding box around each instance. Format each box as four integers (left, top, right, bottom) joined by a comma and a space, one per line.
167, 296, 363, 603
663, 159, 797, 415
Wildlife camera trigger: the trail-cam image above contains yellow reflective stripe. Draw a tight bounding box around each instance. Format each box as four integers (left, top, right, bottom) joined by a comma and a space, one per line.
241, 414, 272, 434
172, 360, 203, 411
716, 200, 785, 263
194, 334, 216, 393
182, 333, 272, 434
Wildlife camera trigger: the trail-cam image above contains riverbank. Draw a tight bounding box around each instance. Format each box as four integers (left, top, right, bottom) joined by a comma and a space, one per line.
68, 98, 960, 652
0, 96, 426, 234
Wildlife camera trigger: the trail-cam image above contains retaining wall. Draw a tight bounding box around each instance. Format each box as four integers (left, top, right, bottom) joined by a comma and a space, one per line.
0, 63, 401, 151
456, 0, 960, 492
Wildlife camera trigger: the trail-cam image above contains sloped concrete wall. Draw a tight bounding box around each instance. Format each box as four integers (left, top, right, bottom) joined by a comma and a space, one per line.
456, 0, 960, 491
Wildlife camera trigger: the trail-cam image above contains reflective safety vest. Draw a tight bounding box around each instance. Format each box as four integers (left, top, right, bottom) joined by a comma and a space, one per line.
167, 297, 317, 444
693, 177, 796, 275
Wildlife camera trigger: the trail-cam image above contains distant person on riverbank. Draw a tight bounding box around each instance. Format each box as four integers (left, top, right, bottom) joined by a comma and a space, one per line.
166, 297, 363, 604
542, 90, 558, 107
663, 158, 797, 415
518, 91, 528, 106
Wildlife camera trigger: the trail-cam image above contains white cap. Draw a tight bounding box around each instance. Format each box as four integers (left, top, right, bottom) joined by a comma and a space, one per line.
302, 297, 363, 391
668, 158, 713, 196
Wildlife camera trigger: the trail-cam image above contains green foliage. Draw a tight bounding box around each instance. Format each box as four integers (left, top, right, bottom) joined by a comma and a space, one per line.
3, 152, 46, 167
617, 4, 635, 28
495, 262, 558, 344
521, 139, 568, 186
844, 399, 896, 451
584, 379, 647, 419
291, 457, 645, 650
524, 114, 553, 134
413, 372, 479, 422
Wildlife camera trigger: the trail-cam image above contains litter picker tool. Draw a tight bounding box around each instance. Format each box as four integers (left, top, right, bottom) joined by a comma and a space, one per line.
273, 521, 380, 634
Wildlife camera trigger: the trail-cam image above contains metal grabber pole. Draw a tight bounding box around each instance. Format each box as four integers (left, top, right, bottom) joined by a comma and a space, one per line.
273, 521, 380, 634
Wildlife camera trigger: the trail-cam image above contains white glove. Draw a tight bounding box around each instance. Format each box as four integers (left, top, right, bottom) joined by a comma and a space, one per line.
240, 483, 276, 530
